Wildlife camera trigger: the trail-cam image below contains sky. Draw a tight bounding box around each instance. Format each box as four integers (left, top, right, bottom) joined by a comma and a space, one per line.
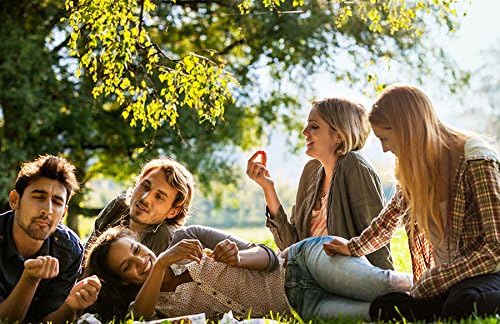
237, 0, 500, 192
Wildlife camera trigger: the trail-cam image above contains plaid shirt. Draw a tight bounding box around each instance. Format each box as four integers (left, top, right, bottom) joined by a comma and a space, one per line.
348, 138, 500, 298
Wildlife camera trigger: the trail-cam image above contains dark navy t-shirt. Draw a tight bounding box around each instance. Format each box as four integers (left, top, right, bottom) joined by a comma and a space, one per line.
0, 210, 83, 323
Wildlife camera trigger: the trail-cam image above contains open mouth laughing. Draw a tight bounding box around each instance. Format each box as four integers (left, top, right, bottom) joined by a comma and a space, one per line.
143, 258, 152, 274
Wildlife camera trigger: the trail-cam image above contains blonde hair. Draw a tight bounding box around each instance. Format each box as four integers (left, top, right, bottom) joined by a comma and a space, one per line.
312, 98, 370, 155
370, 84, 467, 242
128, 157, 195, 226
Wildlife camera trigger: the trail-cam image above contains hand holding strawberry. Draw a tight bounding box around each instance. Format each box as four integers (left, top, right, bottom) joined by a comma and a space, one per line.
246, 150, 273, 189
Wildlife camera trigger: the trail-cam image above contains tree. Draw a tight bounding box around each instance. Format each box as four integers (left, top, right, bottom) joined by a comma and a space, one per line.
0, 1, 246, 234
67, 0, 466, 129
0, 0, 466, 235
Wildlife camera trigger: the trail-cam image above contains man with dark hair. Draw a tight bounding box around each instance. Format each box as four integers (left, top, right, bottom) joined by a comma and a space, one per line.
0, 155, 101, 323
88, 157, 195, 254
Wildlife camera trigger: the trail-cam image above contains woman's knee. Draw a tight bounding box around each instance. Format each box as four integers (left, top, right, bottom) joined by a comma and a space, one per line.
443, 274, 500, 319
443, 289, 478, 318
369, 292, 406, 321
443, 288, 497, 319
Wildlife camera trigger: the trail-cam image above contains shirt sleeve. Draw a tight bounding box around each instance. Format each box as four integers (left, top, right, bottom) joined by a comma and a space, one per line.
265, 205, 299, 251
348, 188, 405, 256
27, 247, 83, 322
411, 160, 500, 298
345, 161, 385, 234
265, 161, 321, 250
172, 225, 256, 251
0, 281, 7, 303
86, 195, 127, 248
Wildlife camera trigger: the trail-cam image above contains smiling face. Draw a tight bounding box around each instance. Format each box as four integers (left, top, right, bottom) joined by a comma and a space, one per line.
371, 124, 399, 156
10, 177, 68, 242
302, 107, 342, 161
129, 168, 180, 230
106, 237, 157, 285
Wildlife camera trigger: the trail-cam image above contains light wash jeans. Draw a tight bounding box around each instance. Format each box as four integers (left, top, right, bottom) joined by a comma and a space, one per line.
285, 236, 412, 321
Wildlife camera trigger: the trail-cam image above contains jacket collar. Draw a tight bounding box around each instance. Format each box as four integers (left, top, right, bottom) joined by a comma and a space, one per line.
464, 136, 499, 162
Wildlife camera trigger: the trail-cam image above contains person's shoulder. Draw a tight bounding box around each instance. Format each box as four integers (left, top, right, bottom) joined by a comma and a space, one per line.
104, 193, 129, 212
155, 222, 177, 234
96, 193, 130, 224
339, 151, 376, 171
52, 223, 83, 257
144, 223, 177, 254
298, 159, 322, 186
0, 210, 13, 234
151, 223, 177, 243
302, 159, 322, 174
464, 136, 499, 162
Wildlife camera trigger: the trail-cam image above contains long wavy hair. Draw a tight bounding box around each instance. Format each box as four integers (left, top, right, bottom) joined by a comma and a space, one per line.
84, 227, 141, 321
370, 84, 467, 242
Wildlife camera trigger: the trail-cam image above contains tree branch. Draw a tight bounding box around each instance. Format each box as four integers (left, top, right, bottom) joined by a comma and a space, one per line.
161, 0, 228, 7
219, 39, 246, 55
51, 34, 71, 54
138, 0, 145, 36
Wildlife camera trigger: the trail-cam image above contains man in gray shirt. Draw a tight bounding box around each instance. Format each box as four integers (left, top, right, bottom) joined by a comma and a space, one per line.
87, 157, 195, 255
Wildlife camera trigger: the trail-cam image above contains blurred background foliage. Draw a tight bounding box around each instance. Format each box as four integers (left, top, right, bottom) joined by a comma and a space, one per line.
0, 0, 490, 236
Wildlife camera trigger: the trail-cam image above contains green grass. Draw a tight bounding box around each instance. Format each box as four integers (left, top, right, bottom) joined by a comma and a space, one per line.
224, 226, 278, 250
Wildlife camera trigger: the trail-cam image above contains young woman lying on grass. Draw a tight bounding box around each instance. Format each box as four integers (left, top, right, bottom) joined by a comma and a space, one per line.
84, 225, 412, 322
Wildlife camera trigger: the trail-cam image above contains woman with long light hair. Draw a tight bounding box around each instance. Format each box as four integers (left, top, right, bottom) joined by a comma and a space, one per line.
326, 84, 500, 321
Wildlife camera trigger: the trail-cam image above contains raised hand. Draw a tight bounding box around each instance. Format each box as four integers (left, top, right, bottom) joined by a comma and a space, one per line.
23, 256, 59, 282
156, 239, 203, 268
323, 236, 352, 257
246, 150, 273, 189
212, 239, 240, 267
65, 275, 101, 311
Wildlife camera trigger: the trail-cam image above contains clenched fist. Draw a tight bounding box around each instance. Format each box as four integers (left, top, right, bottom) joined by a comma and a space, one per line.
23, 256, 59, 282
212, 239, 240, 267
65, 275, 101, 311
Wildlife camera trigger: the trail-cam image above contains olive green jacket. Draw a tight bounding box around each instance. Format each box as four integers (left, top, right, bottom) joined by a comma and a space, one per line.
266, 151, 394, 270
87, 194, 178, 255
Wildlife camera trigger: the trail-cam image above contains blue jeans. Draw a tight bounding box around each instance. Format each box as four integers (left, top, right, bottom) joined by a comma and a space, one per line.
285, 236, 412, 321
